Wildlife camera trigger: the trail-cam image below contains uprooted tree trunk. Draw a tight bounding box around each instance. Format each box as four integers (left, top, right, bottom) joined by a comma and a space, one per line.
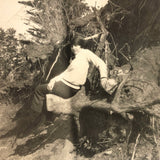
71, 46, 160, 118
69, 1, 160, 118
43, 0, 160, 138
111, 46, 160, 117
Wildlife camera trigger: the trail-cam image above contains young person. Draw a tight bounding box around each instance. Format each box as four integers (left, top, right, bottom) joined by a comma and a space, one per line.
30, 37, 117, 123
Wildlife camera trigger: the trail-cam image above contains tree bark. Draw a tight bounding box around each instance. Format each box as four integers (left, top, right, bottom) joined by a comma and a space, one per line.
111, 46, 160, 117
72, 46, 160, 118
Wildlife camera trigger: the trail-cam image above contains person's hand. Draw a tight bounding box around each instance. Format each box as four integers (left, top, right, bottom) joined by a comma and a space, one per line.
101, 78, 118, 94
47, 75, 62, 91
47, 78, 56, 91
101, 78, 108, 89
107, 78, 117, 87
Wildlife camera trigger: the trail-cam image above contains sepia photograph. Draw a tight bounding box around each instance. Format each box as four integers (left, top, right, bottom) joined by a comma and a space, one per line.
0, 0, 160, 159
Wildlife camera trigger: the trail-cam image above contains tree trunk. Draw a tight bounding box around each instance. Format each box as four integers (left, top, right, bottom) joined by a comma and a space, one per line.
72, 46, 160, 118
111, 46, 160, 117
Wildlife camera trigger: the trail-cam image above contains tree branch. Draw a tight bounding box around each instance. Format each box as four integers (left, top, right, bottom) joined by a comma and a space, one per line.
84, 33, 101, 40
45, 48, 61, 81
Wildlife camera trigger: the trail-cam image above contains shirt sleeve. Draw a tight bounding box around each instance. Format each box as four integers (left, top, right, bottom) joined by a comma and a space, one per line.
84, 49, 108, 78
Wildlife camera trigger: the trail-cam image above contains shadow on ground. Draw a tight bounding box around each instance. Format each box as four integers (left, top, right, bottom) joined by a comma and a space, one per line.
0, 103, 151, 159
0, 104, 78, 157
76, 106, 131, 157
76, 106, 151, 157
13, 114, 78, 156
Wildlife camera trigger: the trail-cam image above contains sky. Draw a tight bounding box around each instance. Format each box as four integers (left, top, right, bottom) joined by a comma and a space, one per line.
0, 0, 29, 35
0, 0, 108, 35
84, 0, 108, 8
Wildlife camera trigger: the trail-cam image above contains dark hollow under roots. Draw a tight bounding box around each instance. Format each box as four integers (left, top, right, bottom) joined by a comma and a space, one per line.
76, 106, 152, 157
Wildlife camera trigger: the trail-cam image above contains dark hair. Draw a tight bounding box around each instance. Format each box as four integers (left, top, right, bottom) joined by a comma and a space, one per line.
71, 36, 87, 49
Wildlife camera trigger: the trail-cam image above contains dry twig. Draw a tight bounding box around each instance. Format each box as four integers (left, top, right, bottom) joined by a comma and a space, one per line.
131, 133, 141, 160
84, 33, 101, 40
152, 116, 158, 144
46, 48, 61, 81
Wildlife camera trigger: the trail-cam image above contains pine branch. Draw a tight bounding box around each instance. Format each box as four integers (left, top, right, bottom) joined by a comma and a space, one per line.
18, 1, 34, 7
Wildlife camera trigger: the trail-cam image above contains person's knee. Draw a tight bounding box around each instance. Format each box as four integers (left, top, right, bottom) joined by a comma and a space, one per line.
34, 85, 41, 94
34, 84, 47, 95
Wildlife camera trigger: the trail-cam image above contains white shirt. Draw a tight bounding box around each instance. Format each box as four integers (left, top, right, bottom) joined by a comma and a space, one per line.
54, 47, 108, 89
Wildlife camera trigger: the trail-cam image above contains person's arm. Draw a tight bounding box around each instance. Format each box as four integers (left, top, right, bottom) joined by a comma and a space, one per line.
47, 74, 63, 91
47, 55, 73, 91
84, 49, 108, 78
84, 49, 117, 93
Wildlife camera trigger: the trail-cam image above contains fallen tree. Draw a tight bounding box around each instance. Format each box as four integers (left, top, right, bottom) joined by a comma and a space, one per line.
43, 0, 160, 121
70, 46, 160, 119
69, 0, 160, 118
5, 0, 160, 158
111, 46, 160, 116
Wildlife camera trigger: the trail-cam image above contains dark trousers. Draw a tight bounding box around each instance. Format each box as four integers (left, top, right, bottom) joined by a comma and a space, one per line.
31, 81, 79, 113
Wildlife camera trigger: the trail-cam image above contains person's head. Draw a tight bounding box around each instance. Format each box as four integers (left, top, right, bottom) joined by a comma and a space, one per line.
72, 36, 84, 47
71, 36, 88, 54
71, 36, 87, 48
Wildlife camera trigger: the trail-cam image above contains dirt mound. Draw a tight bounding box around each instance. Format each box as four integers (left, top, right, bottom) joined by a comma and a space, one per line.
0, 102, 160, 160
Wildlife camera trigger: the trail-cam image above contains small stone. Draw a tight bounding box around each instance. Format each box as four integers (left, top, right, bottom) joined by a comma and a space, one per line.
103, 149, 112, 155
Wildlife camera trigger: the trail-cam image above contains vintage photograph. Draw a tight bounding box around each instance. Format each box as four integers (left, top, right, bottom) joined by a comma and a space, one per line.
0, 0, 160, 159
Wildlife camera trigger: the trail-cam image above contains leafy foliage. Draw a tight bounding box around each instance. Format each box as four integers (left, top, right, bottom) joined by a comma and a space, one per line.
19, 0, 67, 45
17, 0, 91, 85
17, 0, 90, 86
0, 28, 18, 78
0, 28, 36, 103
18, 0, 91, 47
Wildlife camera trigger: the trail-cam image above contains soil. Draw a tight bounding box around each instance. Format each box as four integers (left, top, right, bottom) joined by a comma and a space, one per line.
0, 102, 160, 160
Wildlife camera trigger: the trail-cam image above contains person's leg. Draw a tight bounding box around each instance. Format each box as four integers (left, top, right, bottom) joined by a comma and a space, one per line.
19, 84, 50, 137
31, 84, 50, 113
30, 81, 79, 125
51, 81, 79, 98
44, 81, 80, 122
